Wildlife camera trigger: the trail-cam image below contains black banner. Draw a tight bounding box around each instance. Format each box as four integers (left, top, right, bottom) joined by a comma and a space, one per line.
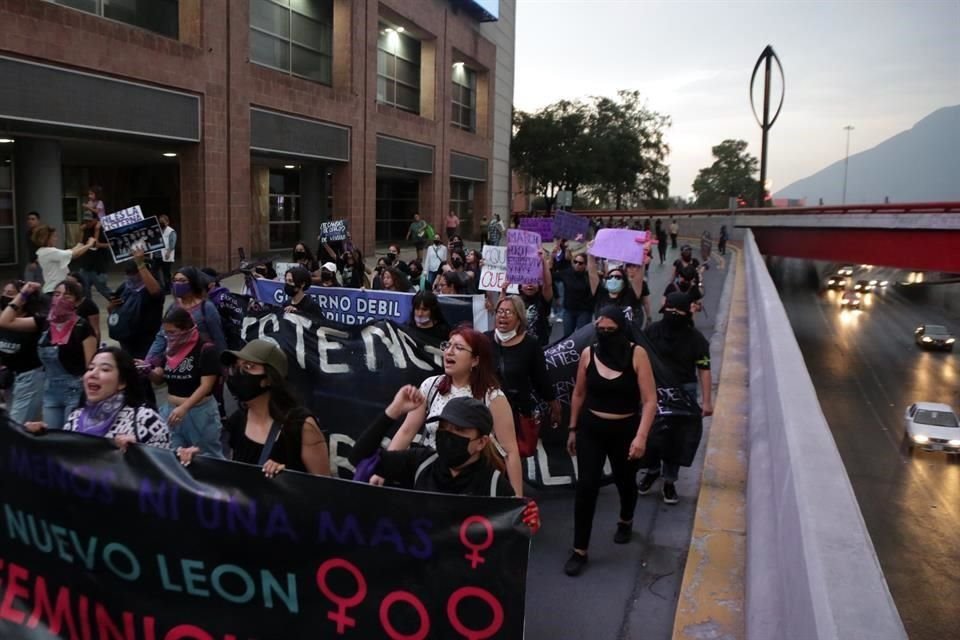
0, 419, 529, 639
234, 307, 701, 488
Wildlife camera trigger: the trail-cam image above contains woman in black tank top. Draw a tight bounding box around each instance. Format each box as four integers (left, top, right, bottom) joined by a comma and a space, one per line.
562, 305, 658, 577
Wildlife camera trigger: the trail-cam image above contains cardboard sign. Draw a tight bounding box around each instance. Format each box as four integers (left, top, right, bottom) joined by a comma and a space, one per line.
274, 261, 299, 278
100, 205, 144, 231
506, 229, 543, 284
318, 219, 349, 243
103, 216, 165, 263
588, 229, 650, 265
479, 245, 519, 293
551, 210, 590, 241
519, 217, 554, 243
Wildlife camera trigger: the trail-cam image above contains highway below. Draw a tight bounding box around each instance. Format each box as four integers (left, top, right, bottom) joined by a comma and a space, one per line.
772, 258, 960, 640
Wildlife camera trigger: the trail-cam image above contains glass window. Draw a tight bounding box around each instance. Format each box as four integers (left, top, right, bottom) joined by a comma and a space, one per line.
449, 180, 475, 233
48, 0, 179, 39
377, 24, 421, 114
0, 149, 15, 264
269, 170, 301, 249
451, 64, 477, 132
250, 0, 333, 86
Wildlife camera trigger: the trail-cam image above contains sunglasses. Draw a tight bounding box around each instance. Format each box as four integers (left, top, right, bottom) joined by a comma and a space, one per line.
607, 275, 624, 280
573, 260, 586, 265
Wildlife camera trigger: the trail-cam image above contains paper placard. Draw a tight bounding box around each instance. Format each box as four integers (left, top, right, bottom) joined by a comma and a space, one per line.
551, 210, 590, 241
479, 245, 520, 293
519, 217, 554, 242
588, 229, 650, 265
506, 229, 543, 284
274, 261, 299, 278
318, 219, 348, 243
100, 205, 144, 231
103, 216, 165, 263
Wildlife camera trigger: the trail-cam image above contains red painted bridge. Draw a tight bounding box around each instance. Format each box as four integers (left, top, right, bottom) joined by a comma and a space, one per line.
569, 202, 960, 273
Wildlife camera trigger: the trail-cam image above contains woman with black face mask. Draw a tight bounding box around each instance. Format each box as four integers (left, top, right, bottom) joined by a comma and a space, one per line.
176, 339, 330, 477
282, 267, 322, 317
563, 305, 657, 577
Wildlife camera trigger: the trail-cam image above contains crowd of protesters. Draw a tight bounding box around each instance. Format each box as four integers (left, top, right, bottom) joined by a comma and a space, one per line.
2, 204, 722, 575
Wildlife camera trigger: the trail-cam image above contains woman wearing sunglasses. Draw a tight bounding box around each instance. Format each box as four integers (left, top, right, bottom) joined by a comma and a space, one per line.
383, 326, 524, 496
563, 305, 657, 577
587, 248, 649, 326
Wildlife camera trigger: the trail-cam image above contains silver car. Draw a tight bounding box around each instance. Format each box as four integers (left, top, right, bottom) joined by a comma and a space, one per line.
903, 402, 960, 454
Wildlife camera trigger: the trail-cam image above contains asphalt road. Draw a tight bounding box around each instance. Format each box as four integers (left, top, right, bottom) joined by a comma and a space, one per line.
523, 240, 730, 640
771, 258, 960, 640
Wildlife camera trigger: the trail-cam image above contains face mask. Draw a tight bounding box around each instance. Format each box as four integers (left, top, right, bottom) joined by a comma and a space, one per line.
605, 277, 624, 294
414, 315, 432, 327
49, 297, 76, 323
435, 430, 475, 468
172, 282, 192, 298
663, 311, 689, 328
294, 251, 306, 260
387, 252, 396, 260
452, 259, 463, 268
283, 283, 298, 297
165, 326, 198, 352
226, 371, 268, 403
678, 280, 691, 292
495, 328, 518, 343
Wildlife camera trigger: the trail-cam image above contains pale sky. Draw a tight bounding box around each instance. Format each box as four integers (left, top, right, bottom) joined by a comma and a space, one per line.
513, 0, 960, 197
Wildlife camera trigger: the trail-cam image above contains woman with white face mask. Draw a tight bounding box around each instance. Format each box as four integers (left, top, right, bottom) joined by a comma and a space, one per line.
485, 296, 561, 458
406, 291, 449, 341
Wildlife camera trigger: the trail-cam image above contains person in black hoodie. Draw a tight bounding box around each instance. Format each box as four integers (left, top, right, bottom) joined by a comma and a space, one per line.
637, 293, 713, 505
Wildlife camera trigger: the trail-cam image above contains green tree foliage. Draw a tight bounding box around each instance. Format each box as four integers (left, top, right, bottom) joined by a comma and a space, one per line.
512, 92, 670, 210
692, 140, 759, 208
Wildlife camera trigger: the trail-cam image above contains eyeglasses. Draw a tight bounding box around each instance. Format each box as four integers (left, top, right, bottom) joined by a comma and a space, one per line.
496, 308, 516, 317
440, 341, 473, 354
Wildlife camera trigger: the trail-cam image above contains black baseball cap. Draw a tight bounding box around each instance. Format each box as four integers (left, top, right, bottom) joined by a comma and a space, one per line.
426, 397, 493, 435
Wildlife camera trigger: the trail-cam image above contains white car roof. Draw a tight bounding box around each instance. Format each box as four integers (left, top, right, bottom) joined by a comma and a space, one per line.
913, 402, 955, 413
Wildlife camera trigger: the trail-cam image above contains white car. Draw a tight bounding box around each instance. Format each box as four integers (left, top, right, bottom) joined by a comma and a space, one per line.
903, 402, 960, 454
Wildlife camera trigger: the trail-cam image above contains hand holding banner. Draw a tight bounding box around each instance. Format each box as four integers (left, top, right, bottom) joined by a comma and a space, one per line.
506, 229, 543, 285
588, 229, 650, 265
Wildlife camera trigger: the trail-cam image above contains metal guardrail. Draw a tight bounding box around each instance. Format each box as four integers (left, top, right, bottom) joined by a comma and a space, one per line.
742, 229, 907, 639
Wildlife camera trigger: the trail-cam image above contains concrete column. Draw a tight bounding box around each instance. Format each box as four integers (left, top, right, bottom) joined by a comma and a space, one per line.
15, 139, 62, 258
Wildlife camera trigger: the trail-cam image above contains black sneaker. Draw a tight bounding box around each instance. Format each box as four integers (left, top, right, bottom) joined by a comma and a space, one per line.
614, 522, 632, 544
638, 471, 660, 495
662, 481, 679, 505
564, 551, 588, 576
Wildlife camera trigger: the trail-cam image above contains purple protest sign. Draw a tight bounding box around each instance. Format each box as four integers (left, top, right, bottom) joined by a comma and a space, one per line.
588, 229, 650, 265
507, 229, 543, 284
551, 210, 590, 241
519, 217, 554, 242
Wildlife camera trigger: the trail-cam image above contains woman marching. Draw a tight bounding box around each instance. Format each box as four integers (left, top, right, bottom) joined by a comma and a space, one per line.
563, 305, 658, 576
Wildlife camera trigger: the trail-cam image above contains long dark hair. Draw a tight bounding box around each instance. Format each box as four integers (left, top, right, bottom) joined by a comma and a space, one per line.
162, 306, 195, 330
175, 266, 206, 298
383, 267, 411, 293
78, 347, 146, 409
438, 326, 500, 399
261, 364, 317, 461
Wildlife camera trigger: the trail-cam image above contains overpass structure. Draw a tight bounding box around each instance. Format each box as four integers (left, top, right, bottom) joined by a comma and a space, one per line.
570, 202, 960, 272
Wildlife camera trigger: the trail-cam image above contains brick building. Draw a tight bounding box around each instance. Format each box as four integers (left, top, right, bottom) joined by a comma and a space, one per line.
0, 0, 516, 270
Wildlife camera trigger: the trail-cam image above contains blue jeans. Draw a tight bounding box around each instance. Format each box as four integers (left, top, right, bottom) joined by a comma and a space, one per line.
562, 309, 593, 340
161, 396, 224, 457
43, 373, 84, 430
9, 368, 44, 425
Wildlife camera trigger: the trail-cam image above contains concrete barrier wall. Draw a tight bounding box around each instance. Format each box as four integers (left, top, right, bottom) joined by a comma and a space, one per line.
742, 230, 907, 640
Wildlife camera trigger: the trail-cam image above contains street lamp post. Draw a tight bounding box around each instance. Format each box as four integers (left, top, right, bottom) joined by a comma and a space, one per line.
842, 125, 854, 204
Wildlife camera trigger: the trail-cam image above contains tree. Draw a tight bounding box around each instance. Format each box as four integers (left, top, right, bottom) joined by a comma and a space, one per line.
692, 139, 759, 208
511, 91, 671, 211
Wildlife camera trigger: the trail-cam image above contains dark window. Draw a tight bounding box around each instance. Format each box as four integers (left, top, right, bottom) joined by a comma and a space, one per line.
377, 25, 421, 114
0, 147, 14, 264
451, 64, 477, 131
48, 0, 179, 39
269, 170, 301, 250
251, 0, 333, 85
449, 180, 475, 232
376, 177, 420, 243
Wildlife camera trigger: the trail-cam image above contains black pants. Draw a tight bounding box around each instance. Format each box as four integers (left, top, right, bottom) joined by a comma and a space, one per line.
657, 241, 668, 264
670, 233, 678, 249
158, 261, 173, 292
573, 411, 640, 550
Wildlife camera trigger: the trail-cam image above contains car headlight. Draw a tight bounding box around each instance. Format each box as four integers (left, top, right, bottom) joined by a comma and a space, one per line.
880, 281, 889, 286
947, 338, 955, 344
913, 434, 929, 444
922, 336, 933, 343
949, 440, 960, 447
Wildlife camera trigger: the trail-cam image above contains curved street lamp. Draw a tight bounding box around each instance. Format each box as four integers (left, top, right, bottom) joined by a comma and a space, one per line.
750, 45, 785, 207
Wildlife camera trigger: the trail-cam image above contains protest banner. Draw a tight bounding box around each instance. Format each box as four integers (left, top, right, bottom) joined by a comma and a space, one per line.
250, 279, 490, 330
103, 216, 165, 263
588, 228, 650, 265
551, 210, 590, 241
0, 416, 530, 639
99, 205, 144, 231
506, 229, 543, 285
519, 217, 553, 243
478, 245, 519, 293
318, 219, 349, 243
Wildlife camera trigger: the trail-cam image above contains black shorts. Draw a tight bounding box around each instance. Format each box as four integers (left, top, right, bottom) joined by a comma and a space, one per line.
414, 241, 425, 250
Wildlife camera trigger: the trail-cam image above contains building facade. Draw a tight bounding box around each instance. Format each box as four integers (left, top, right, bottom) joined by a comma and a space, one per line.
0, 0, 515, 270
